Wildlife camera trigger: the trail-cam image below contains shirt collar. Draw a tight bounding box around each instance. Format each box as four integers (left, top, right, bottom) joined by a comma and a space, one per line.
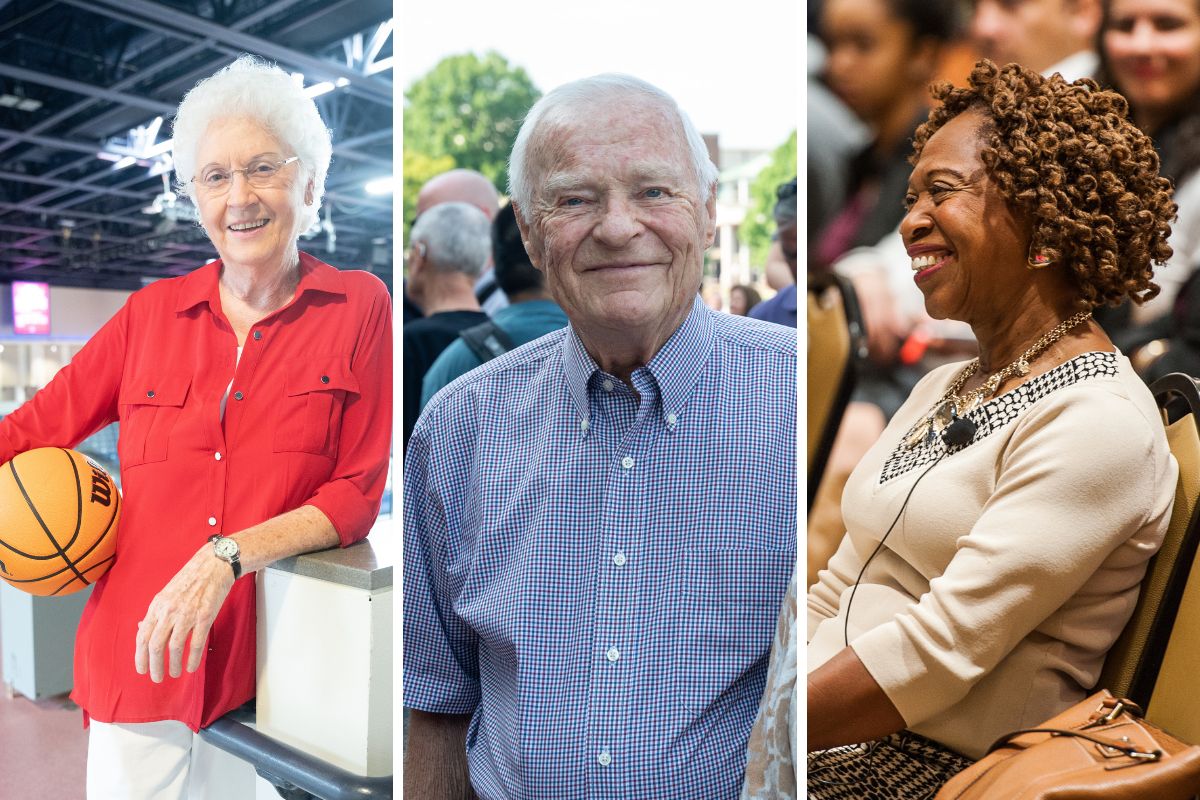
562, 295, 715, 428
174, 251, 347, 314
1043, 50, 1098, 83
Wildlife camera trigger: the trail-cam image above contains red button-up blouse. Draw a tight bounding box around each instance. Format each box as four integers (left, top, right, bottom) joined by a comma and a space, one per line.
0, 253, 392, 730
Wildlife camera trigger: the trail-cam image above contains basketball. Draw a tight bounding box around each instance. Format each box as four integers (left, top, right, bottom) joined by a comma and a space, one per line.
0, 448, 121, 596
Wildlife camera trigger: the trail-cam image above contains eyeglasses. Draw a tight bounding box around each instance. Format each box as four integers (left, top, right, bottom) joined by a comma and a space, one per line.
192, 156, 299, 195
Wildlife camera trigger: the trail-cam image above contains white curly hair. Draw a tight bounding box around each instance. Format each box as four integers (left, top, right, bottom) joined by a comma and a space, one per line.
171, 54, 333, 232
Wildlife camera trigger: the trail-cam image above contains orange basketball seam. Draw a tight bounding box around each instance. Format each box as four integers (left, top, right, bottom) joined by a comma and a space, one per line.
49, 555, 116, 596
0, 459, 67, 559
7, 456, 90, 586
64, 447, 86, 554
4, 490, 120, 585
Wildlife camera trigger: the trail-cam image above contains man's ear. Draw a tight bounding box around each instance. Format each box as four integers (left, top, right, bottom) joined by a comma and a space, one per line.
304, 179, 315, 207
408, 241, 426, 278
512, 203, 544, 272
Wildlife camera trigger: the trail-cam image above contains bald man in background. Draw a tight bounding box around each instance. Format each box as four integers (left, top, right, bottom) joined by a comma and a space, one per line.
415, 169, 509, 314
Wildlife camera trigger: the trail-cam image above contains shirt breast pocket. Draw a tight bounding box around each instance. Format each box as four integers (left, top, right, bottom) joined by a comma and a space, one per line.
273, 356, 360, 459
118, 373, 191, 467
675, 547, 792, 719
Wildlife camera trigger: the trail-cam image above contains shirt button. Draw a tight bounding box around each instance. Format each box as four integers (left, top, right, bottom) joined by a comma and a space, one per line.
603, 380, 614, 392
613, 552, 626, 567
233, 391, 244, 400
666, 412, 678, 425
597, 751, 612, 767
214, 452, 222, 461
146, 390, 155, 398
580, 418, 589, 431
621, 456, 634, 469
207, 516, 217, 526
252, 330, 262, 341
606, 647, 620, 662
321, 375, 330, 384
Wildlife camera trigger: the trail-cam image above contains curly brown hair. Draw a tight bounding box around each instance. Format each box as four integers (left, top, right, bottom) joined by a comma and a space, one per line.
911, 60, 1176, 309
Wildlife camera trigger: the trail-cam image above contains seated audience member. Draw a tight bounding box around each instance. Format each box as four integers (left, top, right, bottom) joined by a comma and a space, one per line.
750, 178, 799, 327
405, 74, 796, 800
1096, 0, 1200, 349
808, 27, 870, 246
813, 0, 959, 271
729, 284, 763, 317
420, 202, 569, 408
808, 62, 1176, 796
417, 168, 508, 314
402, 201, 491, 449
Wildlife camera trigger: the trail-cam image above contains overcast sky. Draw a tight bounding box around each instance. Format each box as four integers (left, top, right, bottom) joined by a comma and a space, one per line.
399, 0, 798, 152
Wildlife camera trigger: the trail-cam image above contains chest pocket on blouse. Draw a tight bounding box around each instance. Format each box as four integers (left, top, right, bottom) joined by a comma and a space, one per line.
118, 374, 191, 468
273, 356, 360, 459
674, 547, 792, 719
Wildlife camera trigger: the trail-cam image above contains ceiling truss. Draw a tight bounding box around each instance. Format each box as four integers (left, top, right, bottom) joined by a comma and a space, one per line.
0, 0, 393, 290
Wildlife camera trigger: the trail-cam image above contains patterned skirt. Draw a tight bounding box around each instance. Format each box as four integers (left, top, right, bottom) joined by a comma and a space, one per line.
807, 730, 975, 800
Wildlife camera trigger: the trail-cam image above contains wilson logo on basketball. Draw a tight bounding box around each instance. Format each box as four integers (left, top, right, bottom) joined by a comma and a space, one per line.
90, 467, 112, 507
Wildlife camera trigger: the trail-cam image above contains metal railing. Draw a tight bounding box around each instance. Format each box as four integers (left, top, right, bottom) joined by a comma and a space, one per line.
198, 705, 392, 800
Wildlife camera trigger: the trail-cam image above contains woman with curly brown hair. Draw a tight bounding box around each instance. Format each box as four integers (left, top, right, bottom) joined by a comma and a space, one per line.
805, 60, 1177, 798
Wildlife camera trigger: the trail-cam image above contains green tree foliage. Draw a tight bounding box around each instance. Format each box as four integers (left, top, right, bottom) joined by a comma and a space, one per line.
740, 130, 797, 268
403, 51, 540, 222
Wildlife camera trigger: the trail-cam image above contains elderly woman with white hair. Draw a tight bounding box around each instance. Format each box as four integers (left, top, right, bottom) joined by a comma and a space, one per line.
0, 55, 391, 798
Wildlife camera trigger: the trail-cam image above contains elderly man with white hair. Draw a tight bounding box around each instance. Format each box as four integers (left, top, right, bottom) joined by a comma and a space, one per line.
402, 201, 493, 449
404, 74, 797, 799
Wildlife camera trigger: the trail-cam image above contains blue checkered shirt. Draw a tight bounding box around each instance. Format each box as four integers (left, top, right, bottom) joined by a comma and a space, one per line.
404, 297, 796, 799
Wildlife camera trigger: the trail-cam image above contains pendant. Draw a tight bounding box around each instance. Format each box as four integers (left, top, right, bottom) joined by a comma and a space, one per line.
1015, 359, 1030, 376
932, 398, 958, 431
905, 418, 932, 449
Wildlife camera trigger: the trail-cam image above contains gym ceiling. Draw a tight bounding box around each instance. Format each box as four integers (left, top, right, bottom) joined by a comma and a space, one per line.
0, 0, 393, 291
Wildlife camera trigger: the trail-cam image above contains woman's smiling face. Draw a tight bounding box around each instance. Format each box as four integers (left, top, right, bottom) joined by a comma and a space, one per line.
900, 110, 1034, 324
193, 116, 311, 272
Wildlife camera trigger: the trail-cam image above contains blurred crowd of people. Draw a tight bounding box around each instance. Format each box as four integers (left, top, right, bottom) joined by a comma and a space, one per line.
808, 0, 1200, 580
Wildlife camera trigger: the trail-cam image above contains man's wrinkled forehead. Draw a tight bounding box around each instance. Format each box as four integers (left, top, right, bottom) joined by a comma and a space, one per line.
528, 97, 693, 191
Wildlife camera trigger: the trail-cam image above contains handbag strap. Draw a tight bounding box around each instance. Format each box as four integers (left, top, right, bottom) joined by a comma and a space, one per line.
986, 727, 1164, 762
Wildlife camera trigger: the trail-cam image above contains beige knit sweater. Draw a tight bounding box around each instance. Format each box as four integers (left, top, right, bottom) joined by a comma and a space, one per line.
807, 351, 1176, 759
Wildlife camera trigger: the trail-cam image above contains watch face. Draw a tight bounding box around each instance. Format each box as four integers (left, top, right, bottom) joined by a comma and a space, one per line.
215, 538, 239, 559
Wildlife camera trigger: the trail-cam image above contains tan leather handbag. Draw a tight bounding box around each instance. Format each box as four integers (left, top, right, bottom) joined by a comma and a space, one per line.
934, 690, 1200, 799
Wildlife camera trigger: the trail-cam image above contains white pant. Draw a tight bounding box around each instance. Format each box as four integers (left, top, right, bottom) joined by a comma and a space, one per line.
87, 719, 256, 800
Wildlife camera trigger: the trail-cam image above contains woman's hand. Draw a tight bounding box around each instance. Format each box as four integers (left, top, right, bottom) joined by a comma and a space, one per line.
134, 543, 236, 683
